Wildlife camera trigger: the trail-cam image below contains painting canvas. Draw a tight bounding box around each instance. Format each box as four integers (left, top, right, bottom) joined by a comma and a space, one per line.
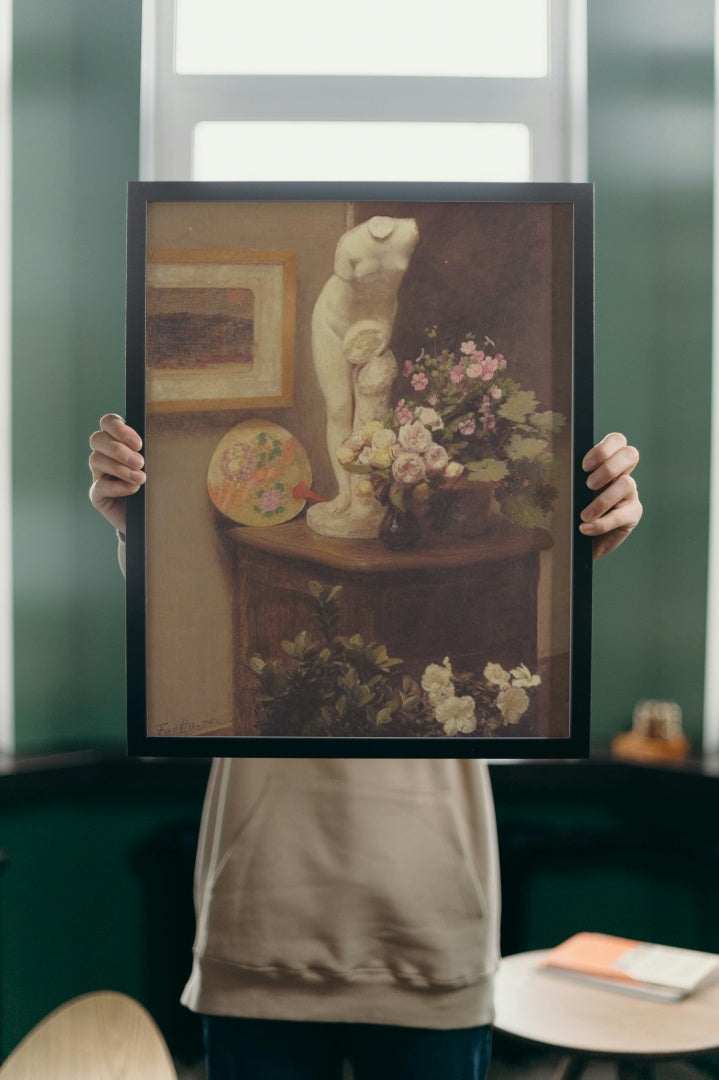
125, 181, 593, 757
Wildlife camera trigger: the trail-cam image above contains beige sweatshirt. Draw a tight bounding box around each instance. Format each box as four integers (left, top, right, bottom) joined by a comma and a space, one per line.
180, 755, 501, 1029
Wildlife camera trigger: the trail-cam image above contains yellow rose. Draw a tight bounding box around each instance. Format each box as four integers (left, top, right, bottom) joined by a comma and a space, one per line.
359, 419, 383, 444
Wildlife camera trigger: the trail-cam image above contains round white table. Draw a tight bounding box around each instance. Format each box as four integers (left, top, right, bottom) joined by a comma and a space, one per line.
494, 949, 719, 1079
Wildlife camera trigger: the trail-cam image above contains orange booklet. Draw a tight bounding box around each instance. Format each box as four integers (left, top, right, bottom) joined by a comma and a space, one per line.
540, 932, 719, 1002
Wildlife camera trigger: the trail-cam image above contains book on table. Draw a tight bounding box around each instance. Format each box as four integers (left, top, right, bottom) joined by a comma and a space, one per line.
539, 932, 719, 1002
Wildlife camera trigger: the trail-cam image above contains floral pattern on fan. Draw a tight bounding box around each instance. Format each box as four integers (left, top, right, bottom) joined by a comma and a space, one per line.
208, 420, 313, 527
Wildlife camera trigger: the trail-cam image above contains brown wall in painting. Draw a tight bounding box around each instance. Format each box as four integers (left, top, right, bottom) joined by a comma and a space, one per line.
145, 200, 349, 735
144, 199, 572, 738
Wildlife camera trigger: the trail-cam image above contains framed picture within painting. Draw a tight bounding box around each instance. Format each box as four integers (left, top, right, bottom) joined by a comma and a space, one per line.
146, 248, 295, 412
125, 181, 594, 758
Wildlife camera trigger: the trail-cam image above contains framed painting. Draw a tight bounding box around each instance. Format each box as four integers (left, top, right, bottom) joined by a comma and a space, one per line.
146, 248, 295, 412
125, 181, 594, 758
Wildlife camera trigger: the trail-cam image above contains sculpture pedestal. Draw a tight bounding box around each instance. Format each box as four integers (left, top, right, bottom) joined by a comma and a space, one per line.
228, 518, 552, 736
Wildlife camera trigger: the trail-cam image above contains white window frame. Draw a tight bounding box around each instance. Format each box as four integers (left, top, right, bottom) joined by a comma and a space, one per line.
703, 5, 719, 755
140, 0, 587, 184
0, 0, 13, 752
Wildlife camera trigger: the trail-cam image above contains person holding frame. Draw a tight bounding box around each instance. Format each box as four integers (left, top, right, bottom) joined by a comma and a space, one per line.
89, 417, 641, 1080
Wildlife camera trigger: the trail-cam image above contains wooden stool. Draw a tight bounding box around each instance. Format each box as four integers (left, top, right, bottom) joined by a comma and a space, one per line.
494, 949, 719, 1079
0, 991, 178, 1079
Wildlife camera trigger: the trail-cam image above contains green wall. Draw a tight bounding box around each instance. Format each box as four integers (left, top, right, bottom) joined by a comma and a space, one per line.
10, 1, 715, 752
587, 0, 714, 749
12, 0, 142, 751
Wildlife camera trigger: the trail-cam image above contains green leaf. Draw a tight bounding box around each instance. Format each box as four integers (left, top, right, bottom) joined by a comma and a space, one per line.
281, 639, 295, 657
499, 389, 538, 423
294, 630, 311, 658
248, 656, 266, 675
390, 485, 410, 510
355, 685, 372, 707
465, 458, 509, 482
530, 409, 566, 434
498, 493, 549, 529
342, 463, 373, 475
505, 436, 548, 462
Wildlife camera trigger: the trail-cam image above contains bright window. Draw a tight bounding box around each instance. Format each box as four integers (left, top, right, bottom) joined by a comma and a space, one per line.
193, 121, 532, 182
141, 0, 586, 183
175, 0, 549, 78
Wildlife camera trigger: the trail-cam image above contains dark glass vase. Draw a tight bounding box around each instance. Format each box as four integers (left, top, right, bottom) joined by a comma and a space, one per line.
378, 502, 421, 550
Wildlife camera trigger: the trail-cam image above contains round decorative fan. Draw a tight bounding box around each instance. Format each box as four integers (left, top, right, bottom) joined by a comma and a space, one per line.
207, 419, 314, 527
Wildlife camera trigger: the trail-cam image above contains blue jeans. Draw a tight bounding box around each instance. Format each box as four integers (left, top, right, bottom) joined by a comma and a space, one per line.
203, 1016, 493, 1080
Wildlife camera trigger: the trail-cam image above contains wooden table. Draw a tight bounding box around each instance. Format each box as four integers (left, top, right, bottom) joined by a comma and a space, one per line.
228, 517, 552, 735
494, 949, 719, 1079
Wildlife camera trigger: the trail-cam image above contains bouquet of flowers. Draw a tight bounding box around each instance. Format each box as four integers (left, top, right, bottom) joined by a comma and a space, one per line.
339, 327, 565, 533
250, 581, 541, 738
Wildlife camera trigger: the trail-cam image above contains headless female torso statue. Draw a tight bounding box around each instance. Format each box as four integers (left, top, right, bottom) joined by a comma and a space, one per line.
307, 215, 419, 538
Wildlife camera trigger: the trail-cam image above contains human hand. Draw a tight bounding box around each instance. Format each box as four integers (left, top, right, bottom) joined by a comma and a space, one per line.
580, 433, 642, 560
88, 414, 145, 536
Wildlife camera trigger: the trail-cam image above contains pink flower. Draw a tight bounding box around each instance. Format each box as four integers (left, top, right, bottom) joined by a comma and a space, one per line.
495, 353, 506, 370
459, 418, 476, 436
398, 420, 433, 454
465, 363, 482, 380
392, 451, 426, 486
424, 443, 450, 473
394, 399, 413, 426
258, 489, 283, 512
411, 372, 429, 391
450, 364, 465, 384
426, 392, 439, 406
478, 356, 499, 381
403, 358, 414, 376
460, 339, 477, 355
490, 385, 503, 400
482, 415, 496, 431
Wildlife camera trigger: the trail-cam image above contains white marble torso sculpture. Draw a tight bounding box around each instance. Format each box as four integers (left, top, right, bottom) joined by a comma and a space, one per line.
307, 215, 419, 538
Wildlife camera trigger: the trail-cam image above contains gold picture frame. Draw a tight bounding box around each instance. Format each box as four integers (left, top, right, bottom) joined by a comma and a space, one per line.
145, 248, 296, 413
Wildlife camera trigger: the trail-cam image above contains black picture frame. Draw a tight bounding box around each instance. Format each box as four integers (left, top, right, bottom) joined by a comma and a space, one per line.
126, 181, 593, 758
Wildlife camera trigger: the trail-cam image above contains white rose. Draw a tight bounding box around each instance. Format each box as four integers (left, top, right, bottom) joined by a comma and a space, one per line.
398, 420, 433, 454
484, 662, 510, 689
336, 444, 357, 466
421, 658, 454, 701
444, 461, 465, 480
392, 451, 426, 486
510, 663, 542, 688
423, 443, 450, 474
415, 406, 444, 431
496, 685, 530, 724
435, 695, 477, 736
